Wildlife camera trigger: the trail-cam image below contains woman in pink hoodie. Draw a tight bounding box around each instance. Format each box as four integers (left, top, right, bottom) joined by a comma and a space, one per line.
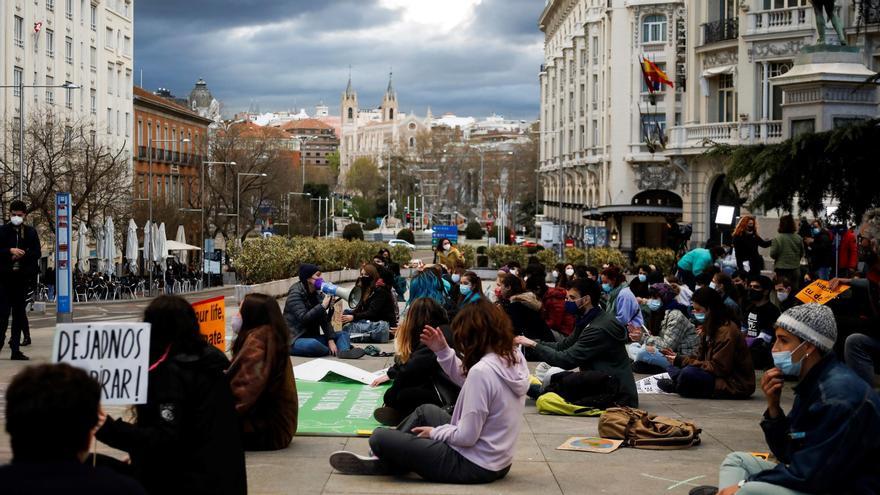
330, 299, 530, 484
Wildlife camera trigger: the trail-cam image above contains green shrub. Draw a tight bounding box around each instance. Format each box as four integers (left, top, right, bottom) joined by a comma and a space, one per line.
342, 223, 364, 241
586, 247, 629, 268
458, 244, 476, 268
476, 245, 487, 255
364, 219, 380, 231
389, 244, 412, 266
635, 248, 677, 274
485, 245, 527, 269
396, 228, 415, 244
465, 221, 484, 240
564, 247, 586, 266
536, 248, 559, 268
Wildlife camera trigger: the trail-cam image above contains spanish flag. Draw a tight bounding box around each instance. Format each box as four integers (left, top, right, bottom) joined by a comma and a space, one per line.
641, 57, 674, 90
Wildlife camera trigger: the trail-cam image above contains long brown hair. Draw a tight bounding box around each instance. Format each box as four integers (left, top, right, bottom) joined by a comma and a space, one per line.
358, 263, 380, 303
233, 293, 290, 366
452, 299, 518, 375
395, 298, 449, 364
733, 215, 757, 237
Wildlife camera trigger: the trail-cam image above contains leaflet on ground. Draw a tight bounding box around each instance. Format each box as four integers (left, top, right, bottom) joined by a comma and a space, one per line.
293, 358, 388, 385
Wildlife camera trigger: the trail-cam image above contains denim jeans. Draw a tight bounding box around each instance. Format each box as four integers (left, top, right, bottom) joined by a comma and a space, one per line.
635, 345, 671, 369
845, 333, 880, 385
718, 452, 807, 495
345, 320, 391, 343
667, 365, 715, 398
290, 331, 352, 357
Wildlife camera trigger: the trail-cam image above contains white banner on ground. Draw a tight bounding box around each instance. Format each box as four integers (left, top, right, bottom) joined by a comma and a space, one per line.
52, 322, 151, 405
636, 372, 673, 395
294, 358, 386, 385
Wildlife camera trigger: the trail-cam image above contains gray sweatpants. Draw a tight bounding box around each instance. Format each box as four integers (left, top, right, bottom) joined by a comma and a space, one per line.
719, 452, 808, 495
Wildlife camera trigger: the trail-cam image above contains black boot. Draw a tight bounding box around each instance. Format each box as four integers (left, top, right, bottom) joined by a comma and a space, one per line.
11, 351, 29, 361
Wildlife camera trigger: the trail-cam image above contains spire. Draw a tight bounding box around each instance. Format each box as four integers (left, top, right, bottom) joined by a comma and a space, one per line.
386, 68, 394, 97
344, 64, 355, 98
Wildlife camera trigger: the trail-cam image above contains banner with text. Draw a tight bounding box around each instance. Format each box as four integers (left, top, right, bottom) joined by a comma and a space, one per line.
53, 323, 151, 405
193, 296, 226, 351
795, 280, 850, 305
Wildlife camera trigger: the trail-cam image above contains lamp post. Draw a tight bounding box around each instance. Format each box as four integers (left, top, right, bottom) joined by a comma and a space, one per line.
181, 160, 236, 288
286, 191, 311, 236
0, 82, 81, 200
294, 135, 318, 192
236, 172, 267, 243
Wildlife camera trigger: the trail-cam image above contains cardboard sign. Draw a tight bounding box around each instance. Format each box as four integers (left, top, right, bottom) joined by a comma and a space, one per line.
294, 358, 387, 385
557, 436, 623, 454
193, 296, 226, 351
636, 373, 674, 395
53, 323, 151, 405
296, 380, 389, 436
795, 280, 850, 305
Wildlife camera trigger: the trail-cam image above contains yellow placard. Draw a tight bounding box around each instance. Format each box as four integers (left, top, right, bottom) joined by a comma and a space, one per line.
193, 296, 226, 351
795, 280, 850, 305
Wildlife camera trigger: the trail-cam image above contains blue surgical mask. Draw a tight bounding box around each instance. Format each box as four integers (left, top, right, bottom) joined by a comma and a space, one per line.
772, 342, 807, 376
601, 283, 612, 293
451, 274, 461, 283
647, 299, 662, 312
638, 274, 647, 283
692, 312, 706, 323
812, 227, 820, 236
564, 300, 580, 315
709, 281, 717, 290
460, 284, 472, 296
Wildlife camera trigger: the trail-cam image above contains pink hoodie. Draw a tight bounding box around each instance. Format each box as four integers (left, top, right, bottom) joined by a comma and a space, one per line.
430, 346, 530, 472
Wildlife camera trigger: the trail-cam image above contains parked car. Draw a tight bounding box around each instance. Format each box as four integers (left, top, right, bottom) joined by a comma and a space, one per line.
521, 240, 538, 248
515, 236, 526, 244
389, 239, 416, 250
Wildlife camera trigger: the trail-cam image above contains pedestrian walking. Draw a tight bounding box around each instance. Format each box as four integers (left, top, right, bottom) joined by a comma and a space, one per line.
0, 200, 40, 360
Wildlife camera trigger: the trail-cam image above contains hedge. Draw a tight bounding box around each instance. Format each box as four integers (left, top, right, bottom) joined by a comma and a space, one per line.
585, 247, 629, 268
485, 245, 528, 269
635, 248, 676, 274
536, 248, 559, 268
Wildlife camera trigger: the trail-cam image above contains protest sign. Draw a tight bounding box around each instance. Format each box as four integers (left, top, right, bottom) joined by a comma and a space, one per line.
296, 380, 388, 436
53, 323, 151, 405
636, 373, 673, 395
294, 358, 387, 385
795, 279, 850, 305
192, 296, 226, 351
557, 437, 623, 454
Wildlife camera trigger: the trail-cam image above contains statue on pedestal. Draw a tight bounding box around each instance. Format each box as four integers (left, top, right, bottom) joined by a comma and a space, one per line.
810, 0, 847, 45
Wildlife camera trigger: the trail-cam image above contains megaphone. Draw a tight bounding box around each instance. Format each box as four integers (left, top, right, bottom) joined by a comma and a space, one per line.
317, 280, 362, 308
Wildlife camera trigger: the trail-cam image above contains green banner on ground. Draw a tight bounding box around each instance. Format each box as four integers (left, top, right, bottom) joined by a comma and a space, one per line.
296, 379, 389, 437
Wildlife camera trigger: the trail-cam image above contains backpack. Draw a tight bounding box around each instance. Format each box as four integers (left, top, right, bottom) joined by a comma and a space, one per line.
536, 393, 604, 417
598, 407, 701, 450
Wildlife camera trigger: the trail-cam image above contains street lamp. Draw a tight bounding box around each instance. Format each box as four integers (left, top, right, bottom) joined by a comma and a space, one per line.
294, 135, 318, 193
0, 81, 81, 200
236, 172, 267, 243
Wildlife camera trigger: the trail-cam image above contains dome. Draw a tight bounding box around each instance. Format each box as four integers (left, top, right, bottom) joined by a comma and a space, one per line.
188, 78, 214, 110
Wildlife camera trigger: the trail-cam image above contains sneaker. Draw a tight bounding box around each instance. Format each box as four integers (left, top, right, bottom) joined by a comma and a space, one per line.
329, 451, 389, 475
337, 347, 366, 360
373, 407, 401, 426
11, 352, 29, 361
656, 378, 677, 393
688, 486, 718, 495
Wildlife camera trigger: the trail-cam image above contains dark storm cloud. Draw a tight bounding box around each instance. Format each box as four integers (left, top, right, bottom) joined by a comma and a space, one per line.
134, 0, 543, 119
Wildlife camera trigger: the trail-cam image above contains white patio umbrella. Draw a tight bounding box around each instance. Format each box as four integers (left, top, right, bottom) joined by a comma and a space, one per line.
76, 223, 90, 273
125, 219, 139, 275
143, 220, 153, 275
103, 217, 116, 275
157, 222, 169, 273
95, 230, 105, 274
175, 225, 188, 266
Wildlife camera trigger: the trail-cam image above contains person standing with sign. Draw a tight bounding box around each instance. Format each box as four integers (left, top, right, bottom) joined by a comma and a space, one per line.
0, 200, 40, 360
95, 296, 247, 495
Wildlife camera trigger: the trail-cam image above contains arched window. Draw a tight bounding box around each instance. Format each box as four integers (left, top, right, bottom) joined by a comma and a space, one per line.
642, 15, 666, 43
409, 137, 415, 148
389, 108, 394, 120
347, 107, 353, 120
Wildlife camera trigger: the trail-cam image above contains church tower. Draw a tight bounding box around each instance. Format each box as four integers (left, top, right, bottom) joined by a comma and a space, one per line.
380, 71, 398, 122
341, 69, 358, 124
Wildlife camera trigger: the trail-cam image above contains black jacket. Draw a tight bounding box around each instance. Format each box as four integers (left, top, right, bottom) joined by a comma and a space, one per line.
283, 280, 335, 342
0, 223, 41, 278
96, 345, 246, 495
499, 293, 555, 342
0, 461, 147, 495
385, 326, 460, 409
733, 232, 771, 272
352, 285, 397, 326
807, 230, 834, 269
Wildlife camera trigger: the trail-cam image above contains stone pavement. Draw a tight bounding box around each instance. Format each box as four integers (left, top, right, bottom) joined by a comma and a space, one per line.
0, 297, 794, 494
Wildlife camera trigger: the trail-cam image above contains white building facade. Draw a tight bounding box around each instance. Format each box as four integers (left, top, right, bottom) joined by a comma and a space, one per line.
1, 0, 134, 176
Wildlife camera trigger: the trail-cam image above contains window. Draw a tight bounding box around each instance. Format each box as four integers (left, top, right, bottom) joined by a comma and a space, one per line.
643, 15, 667, 43
47, 0, 55, 11
106, 28, 114, 49
107, 65, 114, 94
66, 0, 74, 19
125, 70, 132, 98
764, 62, 792, 120
90, 46, 97, 70
123, 36, 131, 55
13, 67, 23, 97
90, 89, 96, 114
117, 110, 121, 136
46, 76, 55, 104
763, 0, 807, 9
64, 126, 73, 146
107, 108, 113, 134
717, 73, 737, 123
65, 81, 74, 109
641, 113, 667, 143
65, 37, 74, 64
347, 107, 353, 120
116, 69, 121, 97
46, 30, 55, 57
124, 0, 130, 17
90, 3, 97, 31
81, 0, 85, 25
642, 62, 667, 92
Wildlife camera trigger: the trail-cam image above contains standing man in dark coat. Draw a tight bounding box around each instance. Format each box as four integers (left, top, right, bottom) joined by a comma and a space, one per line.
0, 200, 40, 360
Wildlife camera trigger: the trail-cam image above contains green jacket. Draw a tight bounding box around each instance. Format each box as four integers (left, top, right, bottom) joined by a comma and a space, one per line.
770, 233, 804, 270
531, 309, 638, 407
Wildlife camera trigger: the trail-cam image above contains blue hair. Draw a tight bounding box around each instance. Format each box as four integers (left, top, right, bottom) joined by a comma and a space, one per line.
407, 272, 446, 308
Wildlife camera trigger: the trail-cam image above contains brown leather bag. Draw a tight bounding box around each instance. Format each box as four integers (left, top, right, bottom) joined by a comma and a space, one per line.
598, 407, 701, 450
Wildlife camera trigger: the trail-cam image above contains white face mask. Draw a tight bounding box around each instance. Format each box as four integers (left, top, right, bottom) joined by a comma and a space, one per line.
10, 215, 23, 226
777, 291, 789, 302
443, 243, 451, 251
510, 268, 519, 277
552, 270, 559, 279
565, 268, 575, 277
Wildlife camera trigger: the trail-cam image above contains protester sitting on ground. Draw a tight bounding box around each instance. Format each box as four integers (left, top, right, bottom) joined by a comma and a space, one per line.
284, 264, 363, 359
711, 272, 742, 323
435, 238, 464, 270
601, 265, 644, 329
370, 298, 459, 426
584, 265, 599, 281
330, 300, 529, 484
553, 263, 571, 289
377, 249, 407, 302
666, 274, 693, 307
743, 275, 781, 370
769, 215, 804, 292
772, 276, 797, 312
96, 295, 247, 495
730, 270, 749, 305
227, 293, 298, 451
628, 265, 652, 299
658, 288, 755, 399
341, 263, 397, 343
689, 304, 880, 495
0, 363, 147, 494
677, 246, 726, 290
515, 278, 639, 408
632, 283, 699, 375
457, 271, 483, 307
732, 215, 771, 275
529, 264, 575, 339
495, 273, 555, 342
403, 270, 447, 317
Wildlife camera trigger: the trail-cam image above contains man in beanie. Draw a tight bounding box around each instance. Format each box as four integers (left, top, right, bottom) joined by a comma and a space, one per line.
283, 263, 363, 359
690, 304, 880, 495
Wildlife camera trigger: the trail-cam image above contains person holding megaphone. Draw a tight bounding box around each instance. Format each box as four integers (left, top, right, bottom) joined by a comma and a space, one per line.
284, 264, 365, 359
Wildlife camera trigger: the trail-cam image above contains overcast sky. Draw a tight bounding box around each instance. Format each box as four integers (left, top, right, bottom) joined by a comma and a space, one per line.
134, 0, 544, 120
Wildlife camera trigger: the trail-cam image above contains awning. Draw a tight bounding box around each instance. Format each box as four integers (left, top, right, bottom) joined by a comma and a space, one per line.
702, 64, 735, 78
583, 204, 682, 221
165, 240, 202, 251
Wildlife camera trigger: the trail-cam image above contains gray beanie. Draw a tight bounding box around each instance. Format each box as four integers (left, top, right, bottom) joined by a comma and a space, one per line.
774, 304, 837, 353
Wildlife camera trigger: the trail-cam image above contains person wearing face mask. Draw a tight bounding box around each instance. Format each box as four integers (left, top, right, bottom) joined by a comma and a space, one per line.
515, 278, 638, 408
744, 276, 781, 371
689, 304, 880, 495
711, 272, 742, 323
600, 266, 644, 329
435, 238, 464, 271
457, 272, 483, 307
732, 216, 771, 275
804, 219, 833, 282
771, 276, 797, 312
0, 200, 40, 360
528, 264, 575, 339
284, 264, 363, 359
769, 215, 804, 293
657, 287, 755, 399
495, 274, 554, 343
633, 284, 699, 374
341, 264, 397, 344
628, 265, 652, 299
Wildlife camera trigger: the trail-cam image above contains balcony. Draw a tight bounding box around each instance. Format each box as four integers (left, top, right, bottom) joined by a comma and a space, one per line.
667, 121, 783, 151
701, 18, 738, 45
746, 6, 812, 36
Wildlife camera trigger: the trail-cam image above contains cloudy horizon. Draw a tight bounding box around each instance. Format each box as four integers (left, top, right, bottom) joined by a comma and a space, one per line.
134, 0, 545, 121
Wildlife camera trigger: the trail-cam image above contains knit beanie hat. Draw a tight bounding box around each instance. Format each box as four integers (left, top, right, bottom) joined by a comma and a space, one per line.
774, 304, 837, 353
298, 263, 320, 281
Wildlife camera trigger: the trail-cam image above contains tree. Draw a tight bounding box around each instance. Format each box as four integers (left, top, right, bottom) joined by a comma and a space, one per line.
396, 228, 415, 244
346, 157, 382, 199
327, 150, 340, 179
465, 221, 484, 240
342, 223, 364, 241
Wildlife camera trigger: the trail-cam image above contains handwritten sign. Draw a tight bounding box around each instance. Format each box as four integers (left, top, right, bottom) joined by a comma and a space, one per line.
795, 280, 850, 305
52, 323, 151, 405
557, 436, 623, 454
193, 296, 226, 351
